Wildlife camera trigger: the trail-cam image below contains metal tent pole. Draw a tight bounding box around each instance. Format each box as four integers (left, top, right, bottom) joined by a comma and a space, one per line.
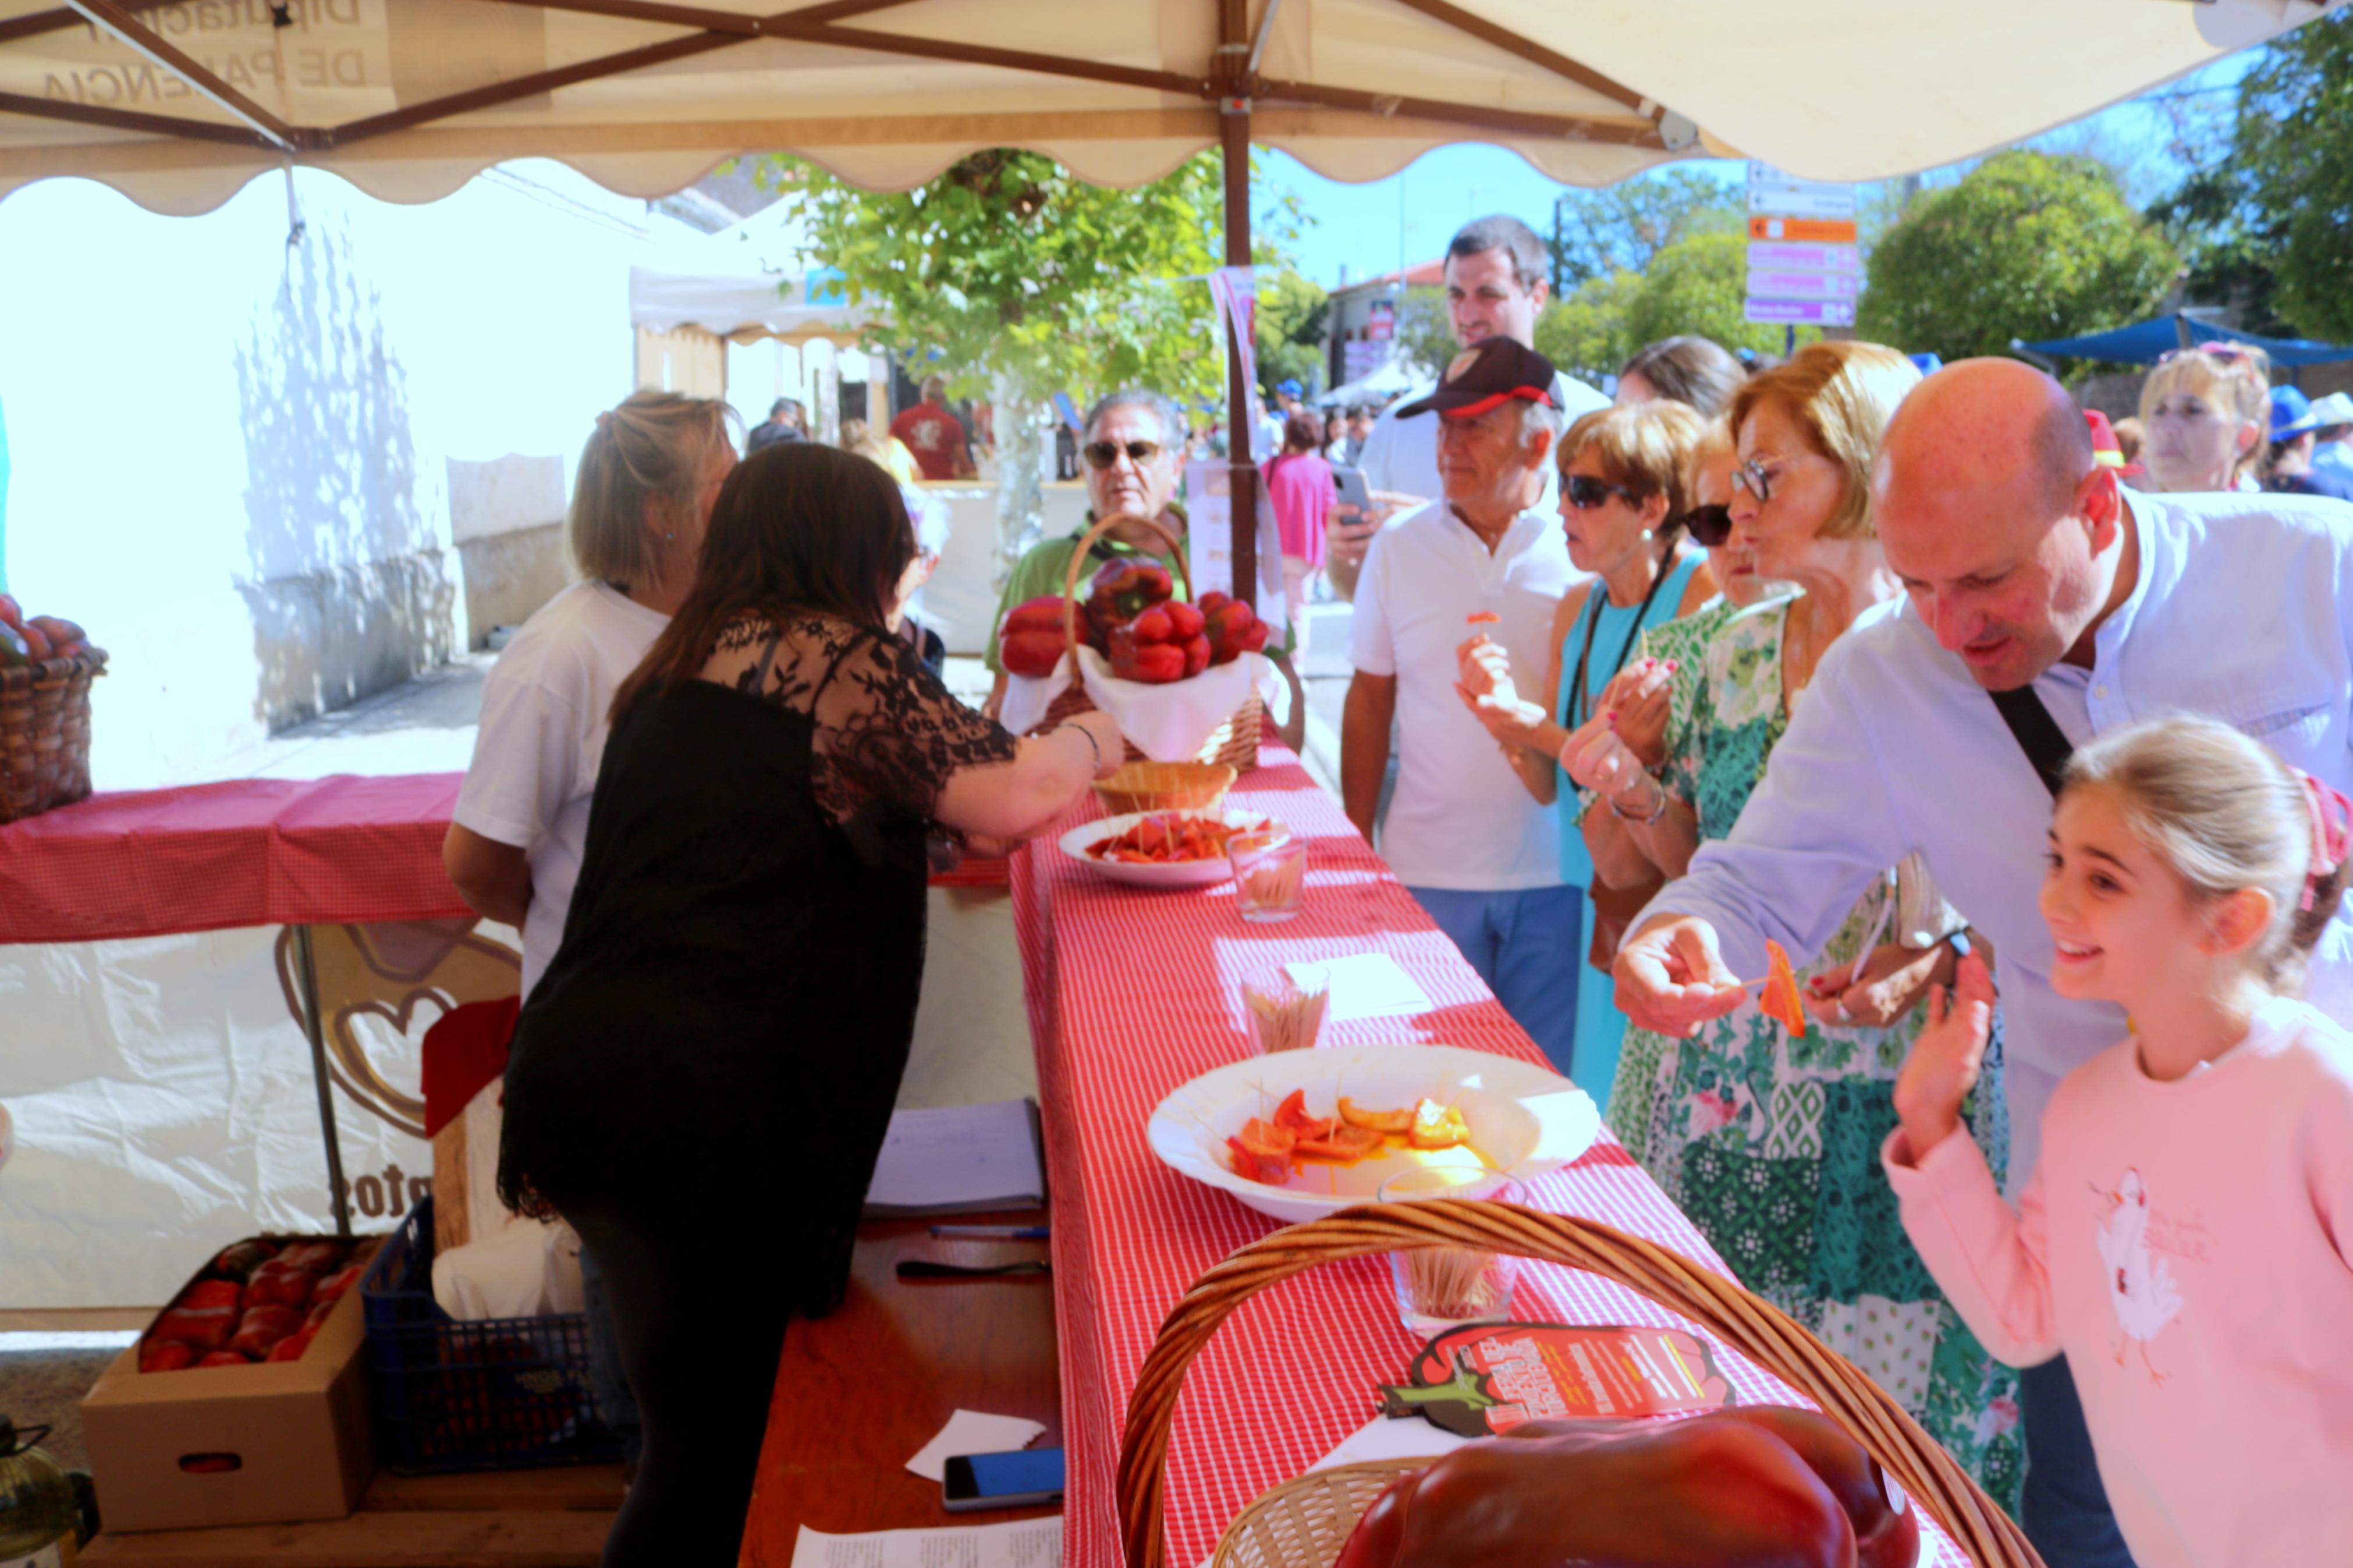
1219, 0, 1262, 611
290, 925, 354, 1238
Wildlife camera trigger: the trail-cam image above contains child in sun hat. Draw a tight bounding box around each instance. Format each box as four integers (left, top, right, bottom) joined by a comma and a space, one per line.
1885, 714, 2353, 1567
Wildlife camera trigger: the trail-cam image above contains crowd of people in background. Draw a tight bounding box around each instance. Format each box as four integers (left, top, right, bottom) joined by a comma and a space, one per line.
444, 208, 2353, 1568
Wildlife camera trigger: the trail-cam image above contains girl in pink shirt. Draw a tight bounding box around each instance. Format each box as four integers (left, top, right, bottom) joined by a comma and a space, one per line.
1884, 715, 2353, 1568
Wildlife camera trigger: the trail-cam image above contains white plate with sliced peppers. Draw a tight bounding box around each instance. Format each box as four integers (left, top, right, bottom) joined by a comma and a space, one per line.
1145, 1043, 1600, 1224
1059, 809, 1277, 890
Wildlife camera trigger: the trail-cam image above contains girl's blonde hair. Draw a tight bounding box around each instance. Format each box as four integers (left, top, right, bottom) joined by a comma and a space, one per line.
569, 392, 736, 588
1726, 342, 1921, 540
1560, 399, 1706, 546
839, 418, 889, 465
2063, 716, 2349, 991
2137, 346, 2270, 488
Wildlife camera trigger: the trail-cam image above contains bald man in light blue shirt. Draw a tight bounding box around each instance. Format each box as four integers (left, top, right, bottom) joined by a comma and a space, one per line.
1614, 358, 2353, 1568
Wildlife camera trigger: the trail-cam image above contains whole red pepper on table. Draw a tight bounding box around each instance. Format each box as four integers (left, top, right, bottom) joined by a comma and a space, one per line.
1332, 1406, 1919, 1568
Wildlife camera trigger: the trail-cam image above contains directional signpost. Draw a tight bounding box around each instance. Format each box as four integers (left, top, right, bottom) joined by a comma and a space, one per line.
1745, 163, 1859, 335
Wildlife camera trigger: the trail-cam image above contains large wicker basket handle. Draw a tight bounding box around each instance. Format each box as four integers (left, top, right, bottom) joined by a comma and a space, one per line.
1059, 510, 1193, 664
1115, 1200, 2043, 1568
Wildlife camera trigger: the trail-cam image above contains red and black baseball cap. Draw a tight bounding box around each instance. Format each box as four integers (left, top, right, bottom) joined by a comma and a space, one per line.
1396, 337, 1559, 421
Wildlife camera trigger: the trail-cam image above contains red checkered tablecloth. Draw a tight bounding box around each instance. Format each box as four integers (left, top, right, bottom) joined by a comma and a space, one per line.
1012, 743, 1968, 1568
0, 773, 474, 944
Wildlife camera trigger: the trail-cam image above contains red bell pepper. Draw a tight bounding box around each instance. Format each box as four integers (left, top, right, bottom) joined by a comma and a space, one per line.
140, 1339, 198, 1374
242, 1261, 314, 1311
1197, 592, 1270, 666
313, 1262, 365, 1307
196, 1350, 251, 1368
1085, 557, 1174, 636
227, 1303, 304, 1361
998, 595, 1086, 679
265, 1329, 317, 1364
1108, 620, 1186, 684
179, 1279, 242, 1313
278, 1241, 346, 1275
150, 1305, 236, 1352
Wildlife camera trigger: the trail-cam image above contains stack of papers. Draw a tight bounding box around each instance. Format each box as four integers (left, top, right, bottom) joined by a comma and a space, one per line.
863, 1098, 1047, 1218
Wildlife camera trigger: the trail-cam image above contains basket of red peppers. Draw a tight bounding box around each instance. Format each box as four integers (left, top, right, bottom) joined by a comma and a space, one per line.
996, 512, 1272, 772
1115, 1201, 2040, 1568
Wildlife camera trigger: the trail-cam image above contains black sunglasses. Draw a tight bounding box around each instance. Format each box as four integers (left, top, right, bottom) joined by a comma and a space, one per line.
1563, 474, 1638, 510
1680, 503, 1734, 547
1083, 439, 1165, 470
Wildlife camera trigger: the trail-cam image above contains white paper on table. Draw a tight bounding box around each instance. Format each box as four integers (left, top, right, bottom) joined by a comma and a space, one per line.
1284, 952, 1434, 1022
1307, 1414, 1473, 1473
904, 1409, 1050, 1483
790, 1516, 1064, 1568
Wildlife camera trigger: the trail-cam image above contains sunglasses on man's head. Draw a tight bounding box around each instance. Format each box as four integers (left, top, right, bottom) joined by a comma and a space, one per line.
1680, 503, 1734, 547
1563, 474, 1638, 510
1083, 439, 1165, 470
2157, 343, 2257, 368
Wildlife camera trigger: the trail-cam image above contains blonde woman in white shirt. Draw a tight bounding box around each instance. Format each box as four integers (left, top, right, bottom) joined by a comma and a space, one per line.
446, 392, 736, 995
443, 390, 734, 1479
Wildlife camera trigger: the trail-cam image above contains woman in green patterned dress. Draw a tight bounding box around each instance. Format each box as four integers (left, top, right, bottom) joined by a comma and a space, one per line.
1568, 343, 2024, 1506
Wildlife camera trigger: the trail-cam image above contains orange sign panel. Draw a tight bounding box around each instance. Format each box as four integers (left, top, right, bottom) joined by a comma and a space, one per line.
1748, 215, 1859, 244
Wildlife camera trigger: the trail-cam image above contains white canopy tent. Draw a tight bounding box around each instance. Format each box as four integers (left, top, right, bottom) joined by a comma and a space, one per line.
0, 0, 2330, 594
626, 265, 882, 345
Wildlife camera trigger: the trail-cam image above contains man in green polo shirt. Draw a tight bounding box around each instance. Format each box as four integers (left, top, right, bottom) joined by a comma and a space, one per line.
984, 388, 1191, 719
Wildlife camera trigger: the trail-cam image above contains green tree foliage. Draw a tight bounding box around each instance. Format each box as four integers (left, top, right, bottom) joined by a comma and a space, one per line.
2205, 12, 2353, 342
1625, 233, 1809, 362
1548, 168, 1742, 293
1257, 266, 1330, 396
1536, 234, 1805, 386
1392, 286, 1459, 379
2146, 166, 2291, 339
1856, 150, 2178, 360
1534, 272, 1643, 386
756, 147, 1226, 409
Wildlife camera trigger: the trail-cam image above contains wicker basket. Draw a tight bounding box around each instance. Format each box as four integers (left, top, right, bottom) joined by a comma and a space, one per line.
1116, 1200, 2043, 1568
0, 645, 105, 824
1036, 513, 1259, 774
1095, 761, 1237, 817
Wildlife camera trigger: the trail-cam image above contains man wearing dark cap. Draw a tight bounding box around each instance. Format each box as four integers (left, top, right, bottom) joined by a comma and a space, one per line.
1344, 337, 1584, 1068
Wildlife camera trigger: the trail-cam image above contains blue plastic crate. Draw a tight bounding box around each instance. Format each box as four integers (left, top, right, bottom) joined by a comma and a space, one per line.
359, 1195, 622, 1474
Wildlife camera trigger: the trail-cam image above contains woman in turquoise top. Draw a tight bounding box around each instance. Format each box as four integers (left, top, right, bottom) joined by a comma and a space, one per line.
1457, 401, 1715, 1102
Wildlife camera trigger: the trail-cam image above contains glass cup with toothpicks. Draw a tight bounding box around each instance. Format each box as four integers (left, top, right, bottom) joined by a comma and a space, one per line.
1377, 1167, 1525, 1337
1229, 828, 1306, 923
1238, 966, 1330, 1054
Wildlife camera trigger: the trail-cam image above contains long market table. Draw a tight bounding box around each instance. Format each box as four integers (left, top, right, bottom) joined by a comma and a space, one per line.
1011, 739, 1970, 1568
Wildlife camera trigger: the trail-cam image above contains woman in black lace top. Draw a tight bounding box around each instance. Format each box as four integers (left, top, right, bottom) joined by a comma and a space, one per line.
499, 444, 1120, 1566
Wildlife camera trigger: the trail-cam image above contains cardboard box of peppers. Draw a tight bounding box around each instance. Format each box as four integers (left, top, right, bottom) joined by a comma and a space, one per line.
998, 556, 1269, 684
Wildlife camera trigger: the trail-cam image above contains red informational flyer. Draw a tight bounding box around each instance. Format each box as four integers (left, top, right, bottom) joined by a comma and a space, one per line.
1378, 1322, 1737, 1437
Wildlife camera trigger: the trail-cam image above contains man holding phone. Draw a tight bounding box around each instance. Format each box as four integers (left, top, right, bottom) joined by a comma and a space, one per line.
1326, 215, 1609, 601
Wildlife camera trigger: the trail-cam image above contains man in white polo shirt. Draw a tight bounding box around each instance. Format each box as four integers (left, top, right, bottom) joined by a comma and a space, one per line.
1326, 214, 1609, 602
1344, 338, 1582, 1068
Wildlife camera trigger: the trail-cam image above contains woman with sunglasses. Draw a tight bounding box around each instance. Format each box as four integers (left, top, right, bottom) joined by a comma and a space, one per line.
1455, 400, 1716, 1100
1597, 343, 2023, 1507
2136, 342, 2270, 495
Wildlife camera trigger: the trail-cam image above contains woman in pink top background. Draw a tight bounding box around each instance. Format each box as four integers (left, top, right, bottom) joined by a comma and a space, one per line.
1885, 716, 2353, 1568
1262, 408, 1330, 642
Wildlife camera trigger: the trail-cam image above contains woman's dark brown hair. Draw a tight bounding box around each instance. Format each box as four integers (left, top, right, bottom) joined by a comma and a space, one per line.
611, 442, 914, 720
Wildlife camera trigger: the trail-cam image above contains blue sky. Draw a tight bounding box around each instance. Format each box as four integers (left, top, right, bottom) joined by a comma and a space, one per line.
1259, 54, 2255, 290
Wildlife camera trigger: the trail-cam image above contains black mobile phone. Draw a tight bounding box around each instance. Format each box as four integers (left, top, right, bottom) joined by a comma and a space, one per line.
941, 1446, 1065, 1512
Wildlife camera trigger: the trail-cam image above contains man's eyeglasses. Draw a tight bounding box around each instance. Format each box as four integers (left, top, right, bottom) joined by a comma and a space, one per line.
1733, 458, 1775, 504
1083, 439, 1165, 470
1680, 504, 1734, 548
1563, 474, 1638, 510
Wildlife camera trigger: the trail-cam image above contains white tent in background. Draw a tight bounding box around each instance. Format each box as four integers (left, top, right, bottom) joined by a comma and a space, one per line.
626, 266, 882, 346
1316, 354, 1422, 410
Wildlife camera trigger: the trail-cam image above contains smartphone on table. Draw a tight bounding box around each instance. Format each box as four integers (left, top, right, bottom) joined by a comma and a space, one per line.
942, 1445, 1065, 1512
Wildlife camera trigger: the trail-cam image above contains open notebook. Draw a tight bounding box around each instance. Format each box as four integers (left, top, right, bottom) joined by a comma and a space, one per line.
861, 1098, 1048, 1217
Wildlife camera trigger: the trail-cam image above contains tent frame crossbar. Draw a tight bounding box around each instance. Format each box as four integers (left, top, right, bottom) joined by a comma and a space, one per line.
0, 0, 1669, 155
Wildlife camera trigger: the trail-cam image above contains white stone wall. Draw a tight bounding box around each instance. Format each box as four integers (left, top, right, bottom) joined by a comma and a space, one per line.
0, 162, 690, 789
